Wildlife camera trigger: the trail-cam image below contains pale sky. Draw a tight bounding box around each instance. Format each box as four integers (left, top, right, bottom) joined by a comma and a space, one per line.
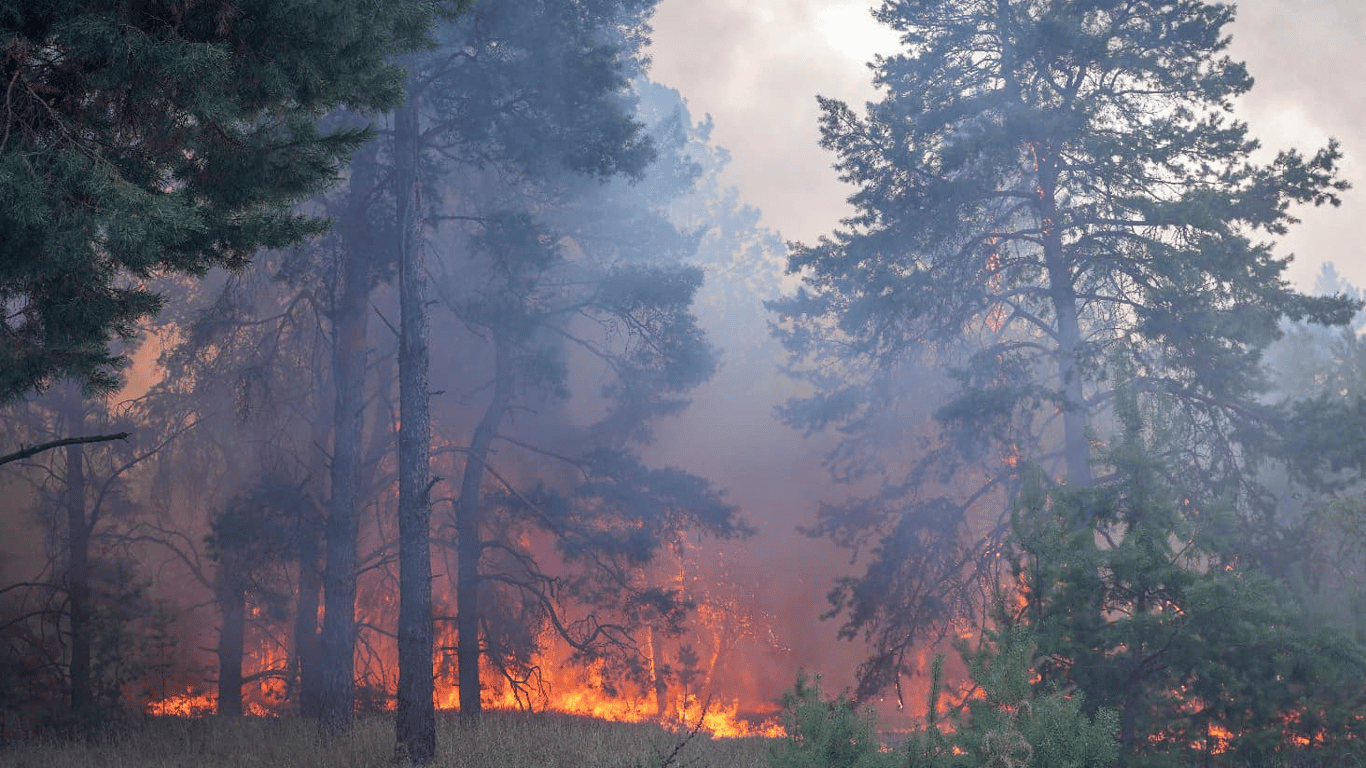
650, 0, 1366, 291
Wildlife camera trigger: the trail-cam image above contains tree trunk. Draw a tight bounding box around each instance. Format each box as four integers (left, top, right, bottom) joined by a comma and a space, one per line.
1000, 1, 1090, 489
457, 330, 514, 722
63, 398, 91, 718
295, 507, 323, 719
650, 625, 669, 717
1036, 144, 1093, 488
318, 141, 381, 730
394, 89, 436, 765
216, 577, 246, 717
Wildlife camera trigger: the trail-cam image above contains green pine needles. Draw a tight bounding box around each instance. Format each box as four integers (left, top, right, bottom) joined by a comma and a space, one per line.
769, 633, 1118, 768
0, 0, 440, 403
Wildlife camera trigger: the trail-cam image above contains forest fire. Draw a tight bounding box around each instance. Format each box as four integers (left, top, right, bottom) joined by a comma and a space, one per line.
12, 2, 1366, 766
144, 623, 785, 738
462, 652, 784, 738
146, 688, 216, 718
140, 531, 790, 740
1205, 723, 1232, 755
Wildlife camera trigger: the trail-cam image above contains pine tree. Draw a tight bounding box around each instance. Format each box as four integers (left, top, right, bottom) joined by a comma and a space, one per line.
771, 0, 1358, 700
1013, 389, 1366, 763
0, 0, 439, 404
379, 0, 671, 732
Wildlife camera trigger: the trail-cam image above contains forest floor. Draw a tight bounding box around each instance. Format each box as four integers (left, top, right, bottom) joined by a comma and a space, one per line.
0, 711, 772, 768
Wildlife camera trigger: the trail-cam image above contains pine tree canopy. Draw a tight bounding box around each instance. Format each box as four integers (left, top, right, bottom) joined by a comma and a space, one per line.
771, 0, 1361, 699
0, 0, 441, 404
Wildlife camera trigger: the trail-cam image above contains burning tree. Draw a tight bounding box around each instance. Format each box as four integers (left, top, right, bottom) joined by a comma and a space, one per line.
431, 207, 744, 717
74, 233, 410, 727
112, 0, 761, 740
337, 0, 759, 732
772, 0, 1362, 754
206, 475, 320, 718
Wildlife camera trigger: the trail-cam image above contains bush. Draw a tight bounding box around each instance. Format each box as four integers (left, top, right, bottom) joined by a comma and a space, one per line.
768, 672, 901, 768
772, 624, 1117, 768
955, 625, 1118, 768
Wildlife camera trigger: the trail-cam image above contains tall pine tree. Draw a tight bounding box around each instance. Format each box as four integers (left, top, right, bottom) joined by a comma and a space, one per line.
772, 0, 1357, 701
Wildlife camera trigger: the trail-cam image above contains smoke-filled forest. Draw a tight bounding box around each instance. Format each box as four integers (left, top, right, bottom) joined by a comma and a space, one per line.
5, 1, 1366, 767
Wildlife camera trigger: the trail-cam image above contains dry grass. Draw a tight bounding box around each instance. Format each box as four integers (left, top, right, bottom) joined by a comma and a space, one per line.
0, 711, 772, 768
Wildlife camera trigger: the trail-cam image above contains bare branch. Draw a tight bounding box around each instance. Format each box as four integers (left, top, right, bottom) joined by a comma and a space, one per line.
0, 432, 131, 466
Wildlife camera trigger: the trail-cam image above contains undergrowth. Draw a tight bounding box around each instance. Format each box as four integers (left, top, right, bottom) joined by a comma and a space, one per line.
0, 711, 770, 768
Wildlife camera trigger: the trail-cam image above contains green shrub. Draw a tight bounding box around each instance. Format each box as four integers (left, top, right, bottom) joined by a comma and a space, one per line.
768, 672, 901, 768
772, 624, 1118, 768
955, 625, 1119, 768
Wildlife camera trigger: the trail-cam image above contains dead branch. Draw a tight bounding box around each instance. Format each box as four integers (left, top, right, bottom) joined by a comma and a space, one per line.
0, 432, 131, 466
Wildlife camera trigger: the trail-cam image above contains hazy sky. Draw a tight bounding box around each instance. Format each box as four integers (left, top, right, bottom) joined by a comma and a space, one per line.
650, 0, 1366, 291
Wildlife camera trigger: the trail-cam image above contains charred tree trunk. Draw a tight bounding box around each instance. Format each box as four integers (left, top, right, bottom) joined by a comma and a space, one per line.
394, 89, 436, 765
650, 625, 669, 717
215, 574, 246, 717
319, 141, 381, 730
63, 397, 91, 718
456, 330, 514, 722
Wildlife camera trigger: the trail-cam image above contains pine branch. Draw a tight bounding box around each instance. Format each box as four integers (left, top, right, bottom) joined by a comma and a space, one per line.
0, 432, 131, 466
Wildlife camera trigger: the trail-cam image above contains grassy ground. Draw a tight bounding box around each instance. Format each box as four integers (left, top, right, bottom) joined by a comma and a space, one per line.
0, 712, 773, 768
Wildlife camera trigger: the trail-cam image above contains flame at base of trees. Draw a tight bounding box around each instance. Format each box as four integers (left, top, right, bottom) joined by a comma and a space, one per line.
144, 613, 783, 738
464, 651, 784, 738
146, 656, 782, 738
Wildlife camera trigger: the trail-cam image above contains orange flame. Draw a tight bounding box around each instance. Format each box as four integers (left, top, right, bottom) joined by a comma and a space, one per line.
1205, 722, 1232, 754
146, 686, 216, 717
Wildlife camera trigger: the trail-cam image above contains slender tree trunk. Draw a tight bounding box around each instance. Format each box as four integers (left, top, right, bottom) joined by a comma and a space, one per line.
650, 625, 669, 717
999, 3, 1091, 488
1119, 664, 1141, 749
394, 88, 436, 765
63, 399, 91, 718
296, 506, 323, 719
319, 142, 381, 730
216, 576, 246, 717
1036, 146, 1093, 488
457, 330, 514, 722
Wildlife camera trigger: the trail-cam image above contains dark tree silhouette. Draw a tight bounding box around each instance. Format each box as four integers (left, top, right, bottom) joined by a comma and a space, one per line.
0, 0, 439, 404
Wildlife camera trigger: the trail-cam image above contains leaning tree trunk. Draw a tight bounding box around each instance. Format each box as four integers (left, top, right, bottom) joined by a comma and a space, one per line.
456, 330, 514, 722
394, 87, 436, 766
318, 141, 381, 730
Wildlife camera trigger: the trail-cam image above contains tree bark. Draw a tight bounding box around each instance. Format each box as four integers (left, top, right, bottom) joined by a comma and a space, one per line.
318, 141, 381, 730
216, 576, 246, 717
998, 1, 1090, 488
650, 624, 669, 717
295, 506, 323, 719
1036, 143, 1093, 488
394, 88, 436, 765
63, 397, 92, 718
456, 330, 514, 722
